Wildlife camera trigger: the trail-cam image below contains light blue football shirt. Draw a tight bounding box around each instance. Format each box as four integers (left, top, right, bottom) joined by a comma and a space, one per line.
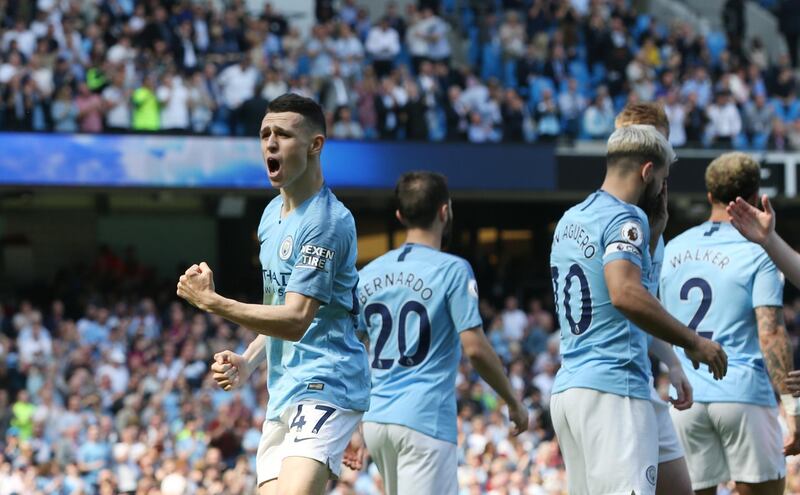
550, 190, 653, 400
257, 185, 370, 420
642, 235, 665, 348
660, 221, 783, 406
357, 244, 482, 444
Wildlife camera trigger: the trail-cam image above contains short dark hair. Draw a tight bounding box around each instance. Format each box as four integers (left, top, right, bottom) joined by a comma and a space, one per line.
395, 172, 450, 229
266, 93, 327, 136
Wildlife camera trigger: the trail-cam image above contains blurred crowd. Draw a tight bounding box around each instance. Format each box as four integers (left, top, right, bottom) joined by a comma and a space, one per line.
3, 246, 800, 494
1, 0, 800, 148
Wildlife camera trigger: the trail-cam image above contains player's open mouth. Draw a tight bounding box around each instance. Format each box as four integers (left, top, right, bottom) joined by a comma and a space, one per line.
267, 157, 281, 175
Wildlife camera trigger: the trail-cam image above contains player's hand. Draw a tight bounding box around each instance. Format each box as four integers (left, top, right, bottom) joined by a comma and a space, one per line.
785, 416, 800, 456
685, 335, 727, 380
508, 400, 529, 436
177, 262, 216, 311
727, 194, 775, 246
667, 364, 693, 411
342, 427, 366, 470
786, 370, 800, 397
211, 350, 248, 391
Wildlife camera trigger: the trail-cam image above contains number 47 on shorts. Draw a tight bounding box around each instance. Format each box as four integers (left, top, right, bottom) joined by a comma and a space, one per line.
290, 404, 336, 440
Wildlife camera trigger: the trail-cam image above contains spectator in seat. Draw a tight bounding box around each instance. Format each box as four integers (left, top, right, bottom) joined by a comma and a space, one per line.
558, 77, 587, 138
75, 82, 105, 133
743, 92, 774, 146
157, 71, 191, 134
582, 94, 615, 138
174, 21, 199, 73
334, 23, 365, 80
406, 7, 431, 73
535, 87, 561, 140
664, 89, 687, 147
355, 70, 379, 138
132, 74, 161, 132
306, 24, 336, 82
366, 17, 400, 78
217, 56, 258, 132
237, 82, 269, 137
500, 11, 527, 61
102, 71, 132, 133
51, 84, 79, 132
319, 62, 352, 114
261, 69, 289, 103
543, 43, 569, 87
502, 88, 530, 142
684, 91, 707, 145
331, 106, 364, 139
376, 77, 405, 139
467, 111, 500, 143
705, 89, 742, 147
769, 117, 790, 150
681, 66, 713, 108
444, 85, 469, 141
404, 80, 429, 140
188, 71, 216, 135
789, 119, 800, 150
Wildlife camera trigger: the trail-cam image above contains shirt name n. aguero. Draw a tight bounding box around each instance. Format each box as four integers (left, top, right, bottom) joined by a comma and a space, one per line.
553, 223, 596, 259
669, 248, 730, 270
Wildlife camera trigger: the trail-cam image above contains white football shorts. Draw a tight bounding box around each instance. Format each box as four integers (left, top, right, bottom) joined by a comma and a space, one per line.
363, 422, 457, 495
551, 387, 659, 495
256, 399, 362, 486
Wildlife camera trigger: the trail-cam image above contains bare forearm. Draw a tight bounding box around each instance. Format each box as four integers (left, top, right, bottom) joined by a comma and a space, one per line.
758, 308, 793, 394
648, 337, 681, 369
242, 334, 268, 372
615, 285, 696, 349
469, 349, 517, 406
205, 294, 306, 341
764, 232, 800, 289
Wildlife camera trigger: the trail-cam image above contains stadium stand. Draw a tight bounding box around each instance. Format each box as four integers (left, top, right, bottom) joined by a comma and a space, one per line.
4, 1, 800, 494
0, 0, 799, 148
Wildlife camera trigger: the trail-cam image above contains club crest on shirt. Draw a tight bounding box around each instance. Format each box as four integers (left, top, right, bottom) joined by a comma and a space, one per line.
620, 221, 643, 247
646, 465, 657, 486
279, 236, 293, 260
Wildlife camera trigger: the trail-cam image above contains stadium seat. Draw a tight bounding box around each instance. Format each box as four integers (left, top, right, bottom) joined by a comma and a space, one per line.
733, 133, 749, 150
467, 27, 481, 68
528, 76, 556, 105
751, 132, 769, 150
504, 59, 518, 88
481, 42, 503, 81
706, 32, 727, 63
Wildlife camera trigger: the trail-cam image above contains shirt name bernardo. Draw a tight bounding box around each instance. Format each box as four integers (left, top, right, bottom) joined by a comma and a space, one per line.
297, 244, 335, 271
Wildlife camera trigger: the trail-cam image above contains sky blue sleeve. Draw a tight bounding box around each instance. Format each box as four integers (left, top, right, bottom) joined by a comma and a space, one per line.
286, 217, 353, 305
355, 272, 368, 338
446, 261, 483, 333
601, 211, 648, 268
752, 254, 784, 308
646, 235, 665, 295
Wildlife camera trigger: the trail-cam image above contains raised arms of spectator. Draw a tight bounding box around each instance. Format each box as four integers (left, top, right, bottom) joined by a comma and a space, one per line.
460, 327, 529, 435
604, 259, 727, 379
728, 194, 800, 288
